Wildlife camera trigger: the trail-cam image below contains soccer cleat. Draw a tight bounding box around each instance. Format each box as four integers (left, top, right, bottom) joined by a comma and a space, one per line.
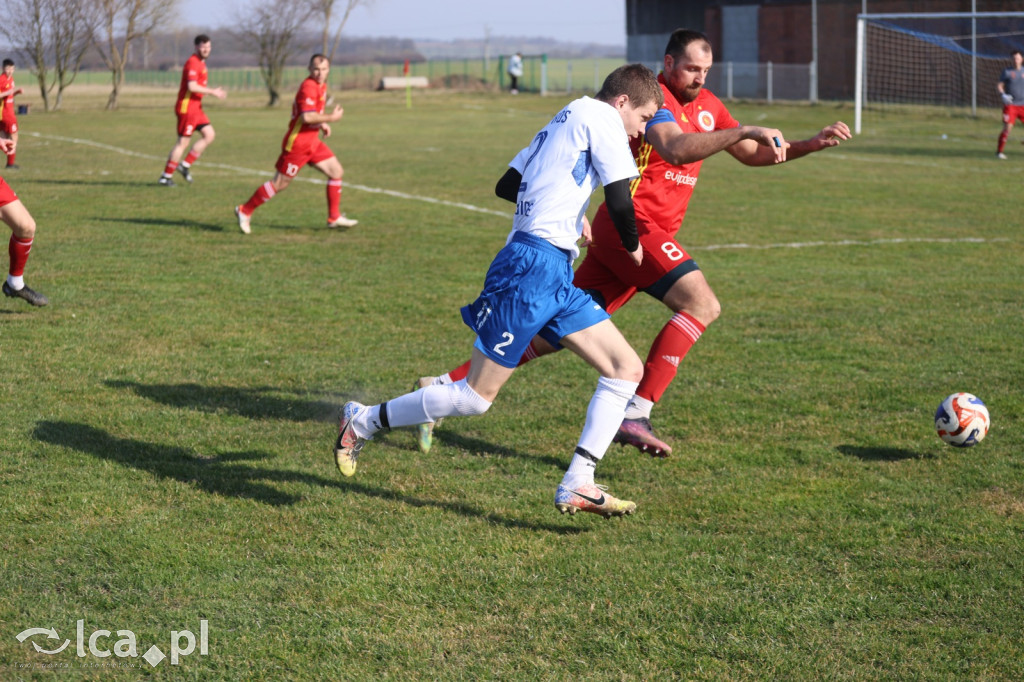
413, 376, 443, 454
334, 401, 367, 477
234, 206, 251, 234
5, 164, 18, 170
997, 152, 1008, 160
2, 280, 48, 307
326, 214, 358, 229
554, 483, 636, 519
177, 165, 193, 183
158, 175, 175, 187
613, 417, 672, 457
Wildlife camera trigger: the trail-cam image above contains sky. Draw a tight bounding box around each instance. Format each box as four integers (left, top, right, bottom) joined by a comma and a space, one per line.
178, 0, 627, 46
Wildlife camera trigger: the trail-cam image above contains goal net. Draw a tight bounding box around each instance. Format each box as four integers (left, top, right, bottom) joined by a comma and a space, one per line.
855, 12, 1024, 133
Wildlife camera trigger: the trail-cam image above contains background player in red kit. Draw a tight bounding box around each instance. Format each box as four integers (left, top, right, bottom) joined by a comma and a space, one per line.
158, 35, 226, 186
234, 54, 357, 234
0, 59, 24, 169
415, 29, 850, 457
0, 139, 47, 307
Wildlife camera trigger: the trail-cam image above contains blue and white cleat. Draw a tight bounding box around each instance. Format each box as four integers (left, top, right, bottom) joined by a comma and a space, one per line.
554, 483, 636, 519
334, 401, 367, 477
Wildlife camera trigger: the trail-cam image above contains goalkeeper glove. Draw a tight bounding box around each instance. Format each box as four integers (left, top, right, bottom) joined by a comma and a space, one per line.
1002, 92, 1014, 105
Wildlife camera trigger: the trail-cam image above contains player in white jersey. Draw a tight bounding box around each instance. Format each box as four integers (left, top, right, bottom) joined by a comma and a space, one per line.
332, 64, 663, 518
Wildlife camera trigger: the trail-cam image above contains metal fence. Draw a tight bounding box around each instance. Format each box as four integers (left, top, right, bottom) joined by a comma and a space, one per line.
71, 58, 815, 101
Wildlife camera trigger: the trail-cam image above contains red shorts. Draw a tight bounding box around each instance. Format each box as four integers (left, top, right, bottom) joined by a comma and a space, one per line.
1003, 105, 1024, 125
176, 108, 210, 137
574, 206, 699, 314
1, 110, 17, 135
275, 136, 334, 178
0, 177, 19, 207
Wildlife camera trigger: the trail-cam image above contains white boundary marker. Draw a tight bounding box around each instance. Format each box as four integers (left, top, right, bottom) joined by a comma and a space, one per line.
25, 132, 1012, 251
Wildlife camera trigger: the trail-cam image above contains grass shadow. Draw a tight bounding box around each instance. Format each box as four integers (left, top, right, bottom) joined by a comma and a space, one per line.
837, 444, 932, 462
32, 420, 584, 533
105, 380, 338, 423
429, 428, 566, 470
97, 217, 223, 232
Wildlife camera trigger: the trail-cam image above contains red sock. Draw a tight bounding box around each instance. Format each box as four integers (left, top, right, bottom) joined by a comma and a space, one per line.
242, 182, 276, 215
446, 340, 542, 382
6, 151, 14, 167
162, 159, 178, 176
9, 235, 32, 276
636, 311, 705, 403
998, 130, 1010, 153
183, 151, 199, 166
327, 180, 342, 221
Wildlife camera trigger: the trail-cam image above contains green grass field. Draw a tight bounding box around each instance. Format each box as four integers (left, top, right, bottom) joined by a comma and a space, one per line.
0, 85, 1022, 679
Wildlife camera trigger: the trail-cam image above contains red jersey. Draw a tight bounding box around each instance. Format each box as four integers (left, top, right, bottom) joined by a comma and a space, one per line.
628, 75, 739, 236
0, 73, 16, 117
176, 54, 208, 115
281, 77, 326, 152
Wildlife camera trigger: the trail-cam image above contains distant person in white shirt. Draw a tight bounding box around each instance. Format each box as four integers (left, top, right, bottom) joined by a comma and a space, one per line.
508, 52, 523, 94
333, 64, 664, 519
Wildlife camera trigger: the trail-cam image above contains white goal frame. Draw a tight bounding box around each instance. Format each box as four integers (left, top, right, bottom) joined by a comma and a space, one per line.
855, 11, 1024, 133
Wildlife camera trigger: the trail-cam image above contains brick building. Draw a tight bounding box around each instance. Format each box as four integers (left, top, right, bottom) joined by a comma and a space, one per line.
627, 0, 1024, 100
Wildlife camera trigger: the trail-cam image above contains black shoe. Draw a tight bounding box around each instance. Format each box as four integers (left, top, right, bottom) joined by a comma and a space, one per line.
158, 176, 175, 187
5, 164, 19, 170
3, 280, 48, 306
177, 165, 193, 183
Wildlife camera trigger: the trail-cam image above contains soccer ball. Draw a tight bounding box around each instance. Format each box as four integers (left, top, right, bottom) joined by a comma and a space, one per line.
934, 393, 990, 447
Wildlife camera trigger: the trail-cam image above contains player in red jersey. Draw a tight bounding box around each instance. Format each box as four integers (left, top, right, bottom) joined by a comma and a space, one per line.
0, 139, 47, 307
0, 59, 24, 169
158, 35, 226, 186
234, 54, 357, 233
414, 29, 851, 456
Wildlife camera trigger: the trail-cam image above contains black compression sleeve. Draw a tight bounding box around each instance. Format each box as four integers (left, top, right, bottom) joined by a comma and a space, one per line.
494, 168, 522, 203
603, 179, 639, 252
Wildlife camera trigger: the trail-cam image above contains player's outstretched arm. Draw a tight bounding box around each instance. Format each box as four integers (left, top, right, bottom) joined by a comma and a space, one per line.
784, 121, 851, 161
646, 121, 752, 165
727, 120, 850, 166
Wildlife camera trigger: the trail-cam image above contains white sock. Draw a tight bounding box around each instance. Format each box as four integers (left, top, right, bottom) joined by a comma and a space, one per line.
624, 396, 654, 420
434, 373, 453, 386
561, 376, 638, 488
561, 449, 598, 489
354, 379, 491, 438
6, 274, 23, 290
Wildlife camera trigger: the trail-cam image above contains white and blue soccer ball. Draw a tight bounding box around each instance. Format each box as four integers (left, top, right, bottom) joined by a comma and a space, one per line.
935, 392, 990, 447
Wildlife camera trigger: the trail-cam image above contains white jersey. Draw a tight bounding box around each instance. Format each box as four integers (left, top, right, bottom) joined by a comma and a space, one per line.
506, 96, 639, 259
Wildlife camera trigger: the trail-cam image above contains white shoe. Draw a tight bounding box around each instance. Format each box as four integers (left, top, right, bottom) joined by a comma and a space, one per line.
327, 214, 358, 228
997, 152, 1008, 160
235, 206, 251, 234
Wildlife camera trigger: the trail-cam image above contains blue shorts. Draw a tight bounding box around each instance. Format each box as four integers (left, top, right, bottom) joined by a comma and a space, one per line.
461, 232, 609, 368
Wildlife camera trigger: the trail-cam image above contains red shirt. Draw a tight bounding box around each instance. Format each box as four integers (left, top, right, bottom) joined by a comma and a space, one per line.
282, 77, 326, 152
628, 75, 739, 236
0, 73, 16, 117
176, 54, 208, 115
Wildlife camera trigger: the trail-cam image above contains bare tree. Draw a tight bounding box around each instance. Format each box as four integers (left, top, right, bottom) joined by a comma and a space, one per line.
0, 0, 93, 111
90, 0, 176, 110
309, 0, 372, 64
234, 0, 313, 106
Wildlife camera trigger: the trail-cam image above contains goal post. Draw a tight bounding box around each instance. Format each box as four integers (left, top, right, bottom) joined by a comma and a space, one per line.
854, 11, 1024, 134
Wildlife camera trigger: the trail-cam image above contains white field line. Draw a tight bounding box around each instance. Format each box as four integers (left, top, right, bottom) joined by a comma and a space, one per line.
25, 131, 509, 218
691, 237, 1010, 252
25, 132, 1014, 251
